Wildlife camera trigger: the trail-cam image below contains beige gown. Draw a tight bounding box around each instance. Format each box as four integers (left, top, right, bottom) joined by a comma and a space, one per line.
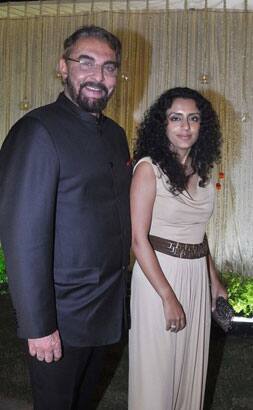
128, 157, 214, 410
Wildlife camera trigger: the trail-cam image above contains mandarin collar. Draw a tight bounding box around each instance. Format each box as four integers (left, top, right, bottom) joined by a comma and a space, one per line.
57, 92, 105, 125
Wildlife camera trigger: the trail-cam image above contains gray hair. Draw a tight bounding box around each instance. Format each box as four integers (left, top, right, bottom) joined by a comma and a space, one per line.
63, 25, 122, 66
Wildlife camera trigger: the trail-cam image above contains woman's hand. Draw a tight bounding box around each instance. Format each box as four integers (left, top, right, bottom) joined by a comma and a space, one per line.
162, 294, 186, 333
211, 279, 228, 312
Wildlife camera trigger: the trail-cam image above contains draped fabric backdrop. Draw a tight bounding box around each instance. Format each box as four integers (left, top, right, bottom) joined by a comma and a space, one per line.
0, 1, 252, 274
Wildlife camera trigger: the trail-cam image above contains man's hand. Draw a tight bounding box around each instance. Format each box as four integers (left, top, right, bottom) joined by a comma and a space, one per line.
28, 330, 62, 363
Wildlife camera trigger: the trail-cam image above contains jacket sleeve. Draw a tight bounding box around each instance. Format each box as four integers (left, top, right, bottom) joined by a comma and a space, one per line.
0, 117, 59, 339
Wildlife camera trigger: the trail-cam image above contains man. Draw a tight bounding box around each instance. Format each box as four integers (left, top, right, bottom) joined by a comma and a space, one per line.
0, 25, 131, 409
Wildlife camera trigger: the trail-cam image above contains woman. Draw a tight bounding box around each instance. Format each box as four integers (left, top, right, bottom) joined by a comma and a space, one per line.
128, 87, 227, 410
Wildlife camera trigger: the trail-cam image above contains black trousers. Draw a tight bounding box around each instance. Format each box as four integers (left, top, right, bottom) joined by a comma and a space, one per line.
27, 344, 106, 410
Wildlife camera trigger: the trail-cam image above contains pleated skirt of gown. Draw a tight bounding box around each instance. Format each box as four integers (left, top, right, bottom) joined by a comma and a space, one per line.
128, 251, 211, 410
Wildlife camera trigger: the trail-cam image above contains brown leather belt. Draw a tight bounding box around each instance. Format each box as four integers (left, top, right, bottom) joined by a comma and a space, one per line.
149, 234, 209, 259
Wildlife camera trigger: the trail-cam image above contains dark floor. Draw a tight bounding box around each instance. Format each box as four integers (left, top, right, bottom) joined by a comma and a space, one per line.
0, 293, 252, 410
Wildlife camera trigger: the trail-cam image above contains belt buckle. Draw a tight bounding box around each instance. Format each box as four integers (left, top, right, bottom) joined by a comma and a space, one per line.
168, 241, 177, 255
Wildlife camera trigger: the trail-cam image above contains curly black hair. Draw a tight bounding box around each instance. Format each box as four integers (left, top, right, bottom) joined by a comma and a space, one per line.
134, 87, 222, 194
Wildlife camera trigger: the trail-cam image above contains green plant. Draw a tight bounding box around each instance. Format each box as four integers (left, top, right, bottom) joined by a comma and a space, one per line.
0, 246, 8, 294
220, 271, 253, 318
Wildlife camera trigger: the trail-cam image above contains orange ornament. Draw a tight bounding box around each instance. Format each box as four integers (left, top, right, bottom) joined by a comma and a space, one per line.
216, 182, 222, 191
219, 172, 225, 179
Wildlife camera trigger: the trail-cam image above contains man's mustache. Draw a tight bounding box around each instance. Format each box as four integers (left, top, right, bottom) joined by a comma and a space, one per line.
80, 82, 108, 96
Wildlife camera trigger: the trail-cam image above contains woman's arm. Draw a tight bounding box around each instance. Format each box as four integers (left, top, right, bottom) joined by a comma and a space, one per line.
131, 161, 186, 332
207, 254, 228, 311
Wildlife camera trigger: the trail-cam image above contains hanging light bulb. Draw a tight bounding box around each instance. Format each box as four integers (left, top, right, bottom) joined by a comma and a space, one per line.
240, 4, 250, 124
200, 73, 209, 84
121, 73, 129, 81
20, 97, 31, 111
236, 111, 250, 123
216, 182, 222, 191
21, 8, 31, 112
240, 112, 250, 123
55, 71, 62, 79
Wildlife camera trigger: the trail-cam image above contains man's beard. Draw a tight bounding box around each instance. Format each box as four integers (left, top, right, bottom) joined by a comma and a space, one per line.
66, 78, 112, 113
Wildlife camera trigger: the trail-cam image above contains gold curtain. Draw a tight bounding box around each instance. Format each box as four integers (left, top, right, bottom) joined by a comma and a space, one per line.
0, 2, 253, 274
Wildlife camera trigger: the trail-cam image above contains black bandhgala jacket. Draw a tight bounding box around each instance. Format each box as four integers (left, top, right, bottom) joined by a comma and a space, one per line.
0, 93, 131, 347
